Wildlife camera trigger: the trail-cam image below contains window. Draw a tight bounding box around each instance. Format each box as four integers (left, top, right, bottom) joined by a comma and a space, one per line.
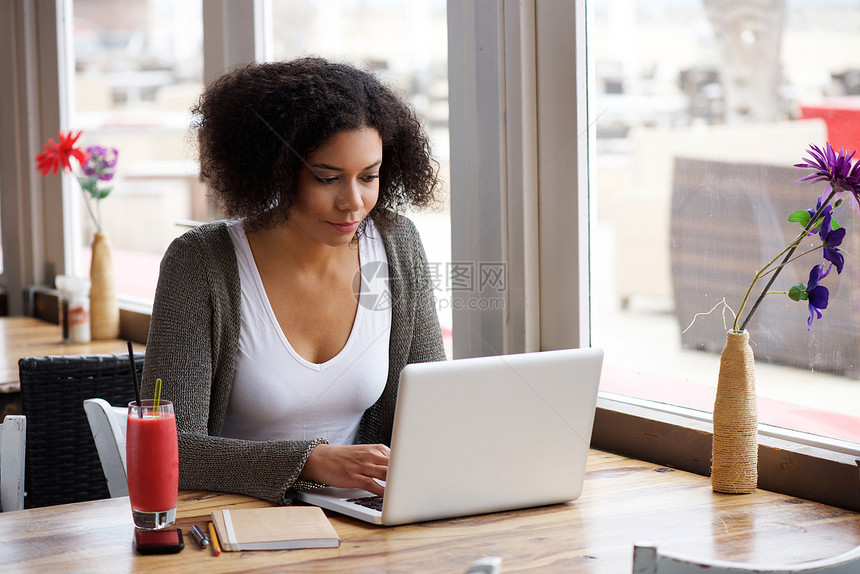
5, 0, 855, 507
69, 0, 206, 302
589, 0, 860, 446
447, 0, 857, 509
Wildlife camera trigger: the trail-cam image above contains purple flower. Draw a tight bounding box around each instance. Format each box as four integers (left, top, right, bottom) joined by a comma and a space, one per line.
803, 197, 832, 236
806, 264, 831, 330
820, 212, 845, 273
81, 145, 118, 182
794, 142, 860, 207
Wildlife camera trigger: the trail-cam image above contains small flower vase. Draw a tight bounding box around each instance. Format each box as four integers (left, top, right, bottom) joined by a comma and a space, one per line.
89, 232, 120, 340
711, 330, 758, 493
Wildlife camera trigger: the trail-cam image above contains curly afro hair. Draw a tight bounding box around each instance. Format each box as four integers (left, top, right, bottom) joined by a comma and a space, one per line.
191, 57, 440, 234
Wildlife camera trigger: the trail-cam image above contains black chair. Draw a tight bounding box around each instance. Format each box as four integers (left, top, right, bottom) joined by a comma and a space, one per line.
18, 354, 143, 509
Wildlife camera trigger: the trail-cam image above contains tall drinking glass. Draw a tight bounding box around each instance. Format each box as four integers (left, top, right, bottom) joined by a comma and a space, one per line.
126, 400, 179, 529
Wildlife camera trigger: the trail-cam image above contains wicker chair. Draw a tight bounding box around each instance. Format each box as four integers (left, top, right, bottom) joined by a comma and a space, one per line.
18, 354, 143, 509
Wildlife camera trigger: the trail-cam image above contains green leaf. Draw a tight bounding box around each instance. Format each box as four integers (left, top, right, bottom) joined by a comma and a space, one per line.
77, 176, 99, 198
788, 210, 811, 226
788, 283, 808, 302
94, 187, 112, 200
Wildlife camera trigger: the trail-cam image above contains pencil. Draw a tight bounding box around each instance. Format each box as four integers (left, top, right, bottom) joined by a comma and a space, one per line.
208, 521, 222, 556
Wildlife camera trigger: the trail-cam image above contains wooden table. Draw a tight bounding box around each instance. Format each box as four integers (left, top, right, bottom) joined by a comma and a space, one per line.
0, 316, 138, 392
1, 450, 858, 573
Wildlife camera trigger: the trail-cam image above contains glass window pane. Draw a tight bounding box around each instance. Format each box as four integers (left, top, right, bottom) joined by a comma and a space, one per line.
71, 0, 205, 301
271, 0, 451, 356
590, 0, 860, 443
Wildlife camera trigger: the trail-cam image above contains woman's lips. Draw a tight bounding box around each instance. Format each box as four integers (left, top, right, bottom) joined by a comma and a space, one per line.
329, 220, 360, 233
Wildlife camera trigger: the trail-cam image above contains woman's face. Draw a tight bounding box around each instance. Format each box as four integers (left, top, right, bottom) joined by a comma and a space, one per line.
289, 127, 382, 247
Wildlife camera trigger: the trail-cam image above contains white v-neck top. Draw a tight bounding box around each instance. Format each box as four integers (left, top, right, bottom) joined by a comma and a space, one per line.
220, 219, 391, 445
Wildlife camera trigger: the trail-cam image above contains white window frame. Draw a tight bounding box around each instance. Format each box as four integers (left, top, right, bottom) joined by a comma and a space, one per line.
447, 0, 589, 358
0, 0, 67, 316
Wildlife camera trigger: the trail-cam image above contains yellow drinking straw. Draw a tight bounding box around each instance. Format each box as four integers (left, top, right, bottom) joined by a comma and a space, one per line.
153, 378, 162, 419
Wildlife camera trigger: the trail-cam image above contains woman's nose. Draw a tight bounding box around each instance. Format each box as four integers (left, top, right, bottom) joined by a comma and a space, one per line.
337, 180, 362, 211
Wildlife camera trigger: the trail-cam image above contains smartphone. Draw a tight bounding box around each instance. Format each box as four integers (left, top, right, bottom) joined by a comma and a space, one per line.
134, 528, 185, 555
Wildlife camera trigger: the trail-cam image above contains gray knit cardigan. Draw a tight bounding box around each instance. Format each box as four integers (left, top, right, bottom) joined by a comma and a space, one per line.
140, 215, 445, 504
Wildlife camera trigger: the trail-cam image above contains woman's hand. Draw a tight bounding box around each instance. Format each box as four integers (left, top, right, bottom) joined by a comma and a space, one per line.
299, 443, 389, 497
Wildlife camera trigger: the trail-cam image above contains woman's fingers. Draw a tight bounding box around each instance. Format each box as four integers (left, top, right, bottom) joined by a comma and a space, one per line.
348, 445, 389, 494
300, 443, 390, 494
358, 475, 385, 497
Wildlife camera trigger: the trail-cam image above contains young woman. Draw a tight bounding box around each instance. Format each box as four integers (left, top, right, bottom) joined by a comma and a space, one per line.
141, 57, 445, 504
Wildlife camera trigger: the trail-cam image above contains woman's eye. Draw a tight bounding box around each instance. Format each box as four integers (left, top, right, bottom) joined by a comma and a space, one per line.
315, 176, 338, 185
361, 174, 380, 183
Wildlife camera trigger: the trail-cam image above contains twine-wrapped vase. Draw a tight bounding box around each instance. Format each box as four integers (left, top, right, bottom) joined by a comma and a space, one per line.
711, 329, 758, 494
89, 232, 120, 340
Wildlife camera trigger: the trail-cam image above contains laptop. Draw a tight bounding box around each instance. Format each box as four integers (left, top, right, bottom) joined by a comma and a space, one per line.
297, 347, 604, 526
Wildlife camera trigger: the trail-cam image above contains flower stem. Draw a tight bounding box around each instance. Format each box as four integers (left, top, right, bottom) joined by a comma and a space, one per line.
737, 187, 837, 331
80, 188, 101, 234
732, 230, 808, 329
95, 198, 102, 233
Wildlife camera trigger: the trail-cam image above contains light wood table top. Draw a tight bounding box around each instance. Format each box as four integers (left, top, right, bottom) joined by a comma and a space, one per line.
1, 450, 858, 573
0, 316, 139, 392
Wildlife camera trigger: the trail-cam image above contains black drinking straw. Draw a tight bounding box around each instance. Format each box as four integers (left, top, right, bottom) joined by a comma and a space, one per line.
127, 340, 142, 416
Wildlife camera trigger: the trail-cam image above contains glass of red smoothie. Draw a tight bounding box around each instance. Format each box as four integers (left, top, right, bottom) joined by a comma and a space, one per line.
126, 399, 179, 529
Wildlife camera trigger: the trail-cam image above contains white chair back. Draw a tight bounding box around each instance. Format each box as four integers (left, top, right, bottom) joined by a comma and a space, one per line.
0, 415, 26, 511
633, 543, 860, 574
83, 399, 129, 498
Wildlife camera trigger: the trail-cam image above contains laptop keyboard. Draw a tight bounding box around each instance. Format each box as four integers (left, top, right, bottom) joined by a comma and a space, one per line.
347, 495, 384, 512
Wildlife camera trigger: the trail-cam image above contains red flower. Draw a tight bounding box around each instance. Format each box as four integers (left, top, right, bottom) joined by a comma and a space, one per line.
35, 130, 89, 176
